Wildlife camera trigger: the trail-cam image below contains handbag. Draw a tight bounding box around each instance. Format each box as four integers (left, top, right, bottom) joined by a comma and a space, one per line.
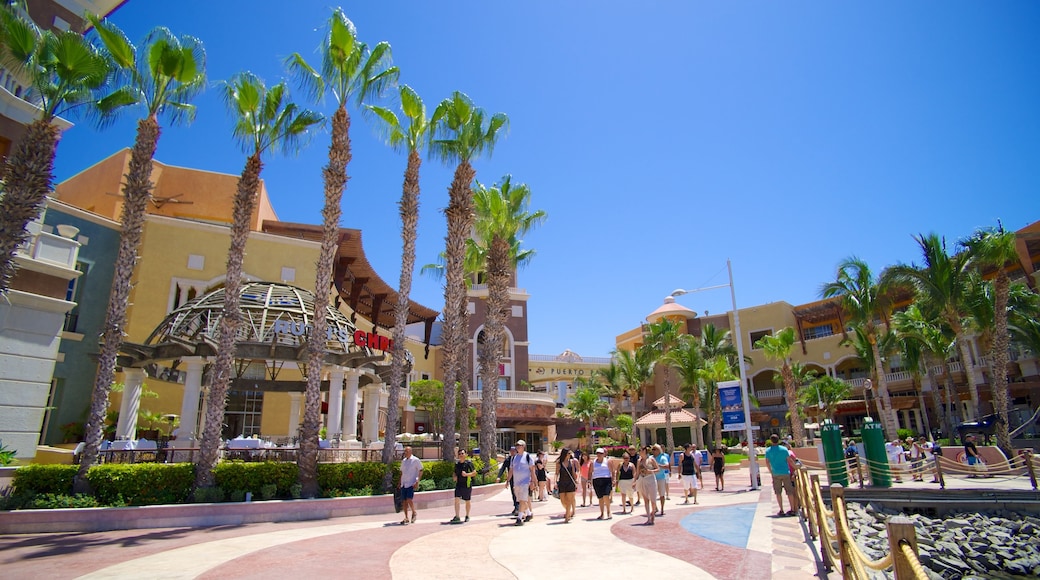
552, 487, 560, 499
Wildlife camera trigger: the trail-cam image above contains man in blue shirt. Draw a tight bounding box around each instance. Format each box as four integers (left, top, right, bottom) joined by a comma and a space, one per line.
765, 434, 797, 516
509, 440, 537, 525
652, 444, 669, 515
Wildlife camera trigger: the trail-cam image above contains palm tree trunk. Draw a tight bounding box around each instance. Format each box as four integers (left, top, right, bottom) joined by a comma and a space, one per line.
662, 371, 675, 453
300, 105, 351, 498
870, 338, 898, 438
925, 359, 945, 441
440, 159, 476, 460
74, 116, 160, 493
782, 363, 805, 444
954, 332, 981, 421
991, 270, 1013, 455
0, 119, 59, 293
194, 152, 263, 489
942, 365, 958, 440
478, 236, 509, 465
913, 366, 932, 438
381, 149, 422, 489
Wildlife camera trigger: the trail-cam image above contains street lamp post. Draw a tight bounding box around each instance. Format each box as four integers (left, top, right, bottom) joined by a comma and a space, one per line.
671, 259, 759, 491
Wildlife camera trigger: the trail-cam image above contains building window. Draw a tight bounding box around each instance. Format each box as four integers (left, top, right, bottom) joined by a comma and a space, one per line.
63, 261, 87, 332
749, 329, 772, 349
225, 389, 264, 438
802, 324, 835, 340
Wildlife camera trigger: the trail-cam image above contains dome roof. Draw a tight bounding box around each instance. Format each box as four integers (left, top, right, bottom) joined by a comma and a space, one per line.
646, 296, 696, 323
123, 282, 383, 368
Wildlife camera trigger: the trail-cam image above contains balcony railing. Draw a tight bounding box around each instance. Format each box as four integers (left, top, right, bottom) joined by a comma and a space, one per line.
528, 353, 613, 364
754, 388, 783, 401
467, 390, 556, 406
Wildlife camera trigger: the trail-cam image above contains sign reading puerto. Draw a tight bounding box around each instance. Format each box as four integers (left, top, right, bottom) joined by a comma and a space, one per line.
719, 380, 745, 431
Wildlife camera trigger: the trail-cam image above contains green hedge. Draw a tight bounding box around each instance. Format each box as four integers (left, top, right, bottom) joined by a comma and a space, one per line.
89, 463, 194, 505
214, 462, 298, 498
6, 458, 500, 509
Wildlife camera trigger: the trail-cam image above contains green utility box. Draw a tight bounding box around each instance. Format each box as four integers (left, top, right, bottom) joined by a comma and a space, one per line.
861, 419, 890, 488
820, 421, 847, 487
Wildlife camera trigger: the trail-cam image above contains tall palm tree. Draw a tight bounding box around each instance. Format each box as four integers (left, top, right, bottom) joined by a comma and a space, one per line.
429, 91, 507, 460
0, 5, 111, 292
822, 257, 899, 438
755, 327, 806, 444
962, 225, 1019, 455
194, 74, 321, 490
74, 18, 205, 493
797, 375, 851, 423
567, 383, 608, 452
287, 9, 397, 497
890, 320, 933, 438
365, 85, 436, 477
615, 347, 652, 412
884, 234, 981, 423
595, 358, 625, 416
663, 335, 704, 445
471, 176, 545, 465
699, 323, 738, 364
640, 317, 683, 453
699, 356, 737, 448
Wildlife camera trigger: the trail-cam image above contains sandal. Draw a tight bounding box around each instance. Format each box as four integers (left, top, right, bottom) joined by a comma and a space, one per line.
411, 513, 417, 523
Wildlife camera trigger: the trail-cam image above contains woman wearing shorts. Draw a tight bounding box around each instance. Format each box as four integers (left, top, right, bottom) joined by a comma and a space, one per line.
617, 452, 636, 513
578, 452, 592, 507
535, 452, 549, 501
590, 448, 614, 520
555, 448, 579, 523
634, 446, 660, 525
680, 443, 701, 504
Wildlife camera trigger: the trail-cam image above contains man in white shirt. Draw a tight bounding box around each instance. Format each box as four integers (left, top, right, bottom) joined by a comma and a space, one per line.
509, 440, 537, 525
399, 446, 423, 524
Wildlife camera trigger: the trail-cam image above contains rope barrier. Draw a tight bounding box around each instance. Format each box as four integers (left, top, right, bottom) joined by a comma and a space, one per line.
898, 540, 930, 579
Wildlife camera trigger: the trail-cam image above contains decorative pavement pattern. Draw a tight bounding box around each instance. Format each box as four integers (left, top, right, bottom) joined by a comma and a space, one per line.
0, 466, 820, 579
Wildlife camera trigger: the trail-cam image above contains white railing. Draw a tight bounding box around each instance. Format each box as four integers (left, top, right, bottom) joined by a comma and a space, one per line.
528, 353, 613, 364
755, 388, 783, 400
467, 390, 556, 406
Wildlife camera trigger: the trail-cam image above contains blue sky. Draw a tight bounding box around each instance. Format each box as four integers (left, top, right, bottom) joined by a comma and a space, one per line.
53, 1, 1040, 358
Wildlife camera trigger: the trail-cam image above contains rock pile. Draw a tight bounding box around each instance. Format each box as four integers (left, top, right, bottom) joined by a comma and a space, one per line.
845, 502, 1040, 579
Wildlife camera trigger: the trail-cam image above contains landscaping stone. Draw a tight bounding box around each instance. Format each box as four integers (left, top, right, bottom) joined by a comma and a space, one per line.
846, 502, 1040, 578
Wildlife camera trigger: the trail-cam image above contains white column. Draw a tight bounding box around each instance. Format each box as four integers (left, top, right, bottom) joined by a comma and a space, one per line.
173, 357, 205, 440
361, 383, 387, 444
288, 393, 302, 440
327, 367, 345, 440
115, 368, 146, 439
343, 369, 361, 441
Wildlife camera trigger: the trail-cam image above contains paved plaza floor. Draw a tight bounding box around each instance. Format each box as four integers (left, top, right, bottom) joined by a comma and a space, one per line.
0, 465, 821, 580
1, 464, 1033, 580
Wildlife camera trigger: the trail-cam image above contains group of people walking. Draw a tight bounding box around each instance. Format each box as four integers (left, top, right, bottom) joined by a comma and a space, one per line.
435, 440, 731, 527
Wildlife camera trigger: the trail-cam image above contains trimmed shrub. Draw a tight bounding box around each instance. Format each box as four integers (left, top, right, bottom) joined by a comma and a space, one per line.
29, 493, 100, 509
228, 489, 247, 502
416, 478, 436, 492
87, 463, 194, 506
259, 483, 278, 500
317, 461, 397, 493
12, 464, 76, 495
193, 487, 225, 503
214, 462, 298, 498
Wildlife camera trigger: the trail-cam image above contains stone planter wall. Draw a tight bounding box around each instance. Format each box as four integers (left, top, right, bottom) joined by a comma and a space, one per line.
0, 482, 501, 534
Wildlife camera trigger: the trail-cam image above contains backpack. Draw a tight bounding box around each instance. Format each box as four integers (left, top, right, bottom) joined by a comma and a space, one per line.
845, 446, 858, 459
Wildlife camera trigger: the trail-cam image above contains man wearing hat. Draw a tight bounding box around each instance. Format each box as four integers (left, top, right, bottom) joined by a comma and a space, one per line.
509, 439, 537, 525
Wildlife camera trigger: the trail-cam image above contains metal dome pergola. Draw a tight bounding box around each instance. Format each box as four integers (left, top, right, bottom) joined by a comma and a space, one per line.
118, 282, 390, 388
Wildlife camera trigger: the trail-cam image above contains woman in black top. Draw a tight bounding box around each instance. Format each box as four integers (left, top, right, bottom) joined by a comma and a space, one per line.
617, 452, 636, 514
556, 448, 579, 523
535, 452, 548, 501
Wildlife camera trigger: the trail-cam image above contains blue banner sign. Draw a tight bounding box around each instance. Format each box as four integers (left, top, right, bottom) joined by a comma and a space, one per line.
719, 380, 745, 431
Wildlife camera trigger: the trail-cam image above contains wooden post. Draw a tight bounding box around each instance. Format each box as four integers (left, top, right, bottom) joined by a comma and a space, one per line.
830, 484, 852, 577
1025, 451, 1038, 491
887, 515, 919, 580
856, 460, 864, 489
812, 474, 832, 572
934, 456, 945, 489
